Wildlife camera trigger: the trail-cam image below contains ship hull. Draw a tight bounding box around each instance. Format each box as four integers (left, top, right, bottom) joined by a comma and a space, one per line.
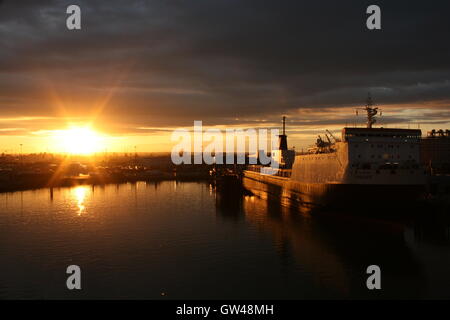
243, 170, 427, 216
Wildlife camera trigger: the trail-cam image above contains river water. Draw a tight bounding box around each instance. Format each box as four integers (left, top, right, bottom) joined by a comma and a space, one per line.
0, 181, 449, 299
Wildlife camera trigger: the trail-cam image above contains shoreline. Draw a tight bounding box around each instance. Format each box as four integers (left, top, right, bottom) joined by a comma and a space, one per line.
0, 174, 213, 194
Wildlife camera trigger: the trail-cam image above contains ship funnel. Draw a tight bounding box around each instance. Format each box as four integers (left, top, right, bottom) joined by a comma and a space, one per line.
278, 116, 288, 150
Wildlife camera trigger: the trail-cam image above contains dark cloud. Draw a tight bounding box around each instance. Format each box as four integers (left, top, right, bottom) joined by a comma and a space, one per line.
0, 0, 449, 129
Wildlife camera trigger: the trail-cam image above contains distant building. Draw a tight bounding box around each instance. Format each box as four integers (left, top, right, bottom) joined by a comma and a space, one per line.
421, 129, 450, 174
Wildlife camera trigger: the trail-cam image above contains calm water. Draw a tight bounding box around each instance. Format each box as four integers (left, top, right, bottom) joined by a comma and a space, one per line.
1, 181, 450, 299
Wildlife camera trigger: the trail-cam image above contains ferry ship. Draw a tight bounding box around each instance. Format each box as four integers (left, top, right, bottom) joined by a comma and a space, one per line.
243, 96, 428, 211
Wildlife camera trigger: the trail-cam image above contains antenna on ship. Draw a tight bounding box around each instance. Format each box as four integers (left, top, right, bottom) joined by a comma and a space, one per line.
355, 93, 381, 128
365, 93, 379, 128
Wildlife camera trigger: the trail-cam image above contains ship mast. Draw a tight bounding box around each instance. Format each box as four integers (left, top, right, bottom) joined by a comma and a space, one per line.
364, 93, 378, 128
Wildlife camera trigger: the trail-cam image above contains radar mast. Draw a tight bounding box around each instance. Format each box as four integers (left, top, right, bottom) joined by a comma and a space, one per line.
364, 93, 379, 128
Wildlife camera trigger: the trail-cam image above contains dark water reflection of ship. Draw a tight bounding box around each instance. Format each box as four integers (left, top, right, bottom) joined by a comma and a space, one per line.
214, 176, 246, 221
214, 184, 450, 298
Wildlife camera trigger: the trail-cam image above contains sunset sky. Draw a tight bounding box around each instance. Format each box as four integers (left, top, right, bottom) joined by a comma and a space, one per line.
1, 0, 450, 153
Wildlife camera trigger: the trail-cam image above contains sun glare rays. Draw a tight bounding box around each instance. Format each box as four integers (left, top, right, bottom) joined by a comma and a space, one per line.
53, 126, 104, 155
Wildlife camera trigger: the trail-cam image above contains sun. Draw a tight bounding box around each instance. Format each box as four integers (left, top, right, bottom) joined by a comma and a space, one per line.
54, 126, 103, 154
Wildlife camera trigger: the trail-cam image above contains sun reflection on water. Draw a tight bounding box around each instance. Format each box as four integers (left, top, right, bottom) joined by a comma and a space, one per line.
73, 186, 88, 215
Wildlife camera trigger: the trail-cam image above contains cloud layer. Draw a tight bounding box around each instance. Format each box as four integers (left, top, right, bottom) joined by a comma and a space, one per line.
1, 0, 449, 149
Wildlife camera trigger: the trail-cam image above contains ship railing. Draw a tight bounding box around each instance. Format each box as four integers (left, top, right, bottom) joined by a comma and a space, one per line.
245, 165, 292, 178
277, 169, 292, 178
